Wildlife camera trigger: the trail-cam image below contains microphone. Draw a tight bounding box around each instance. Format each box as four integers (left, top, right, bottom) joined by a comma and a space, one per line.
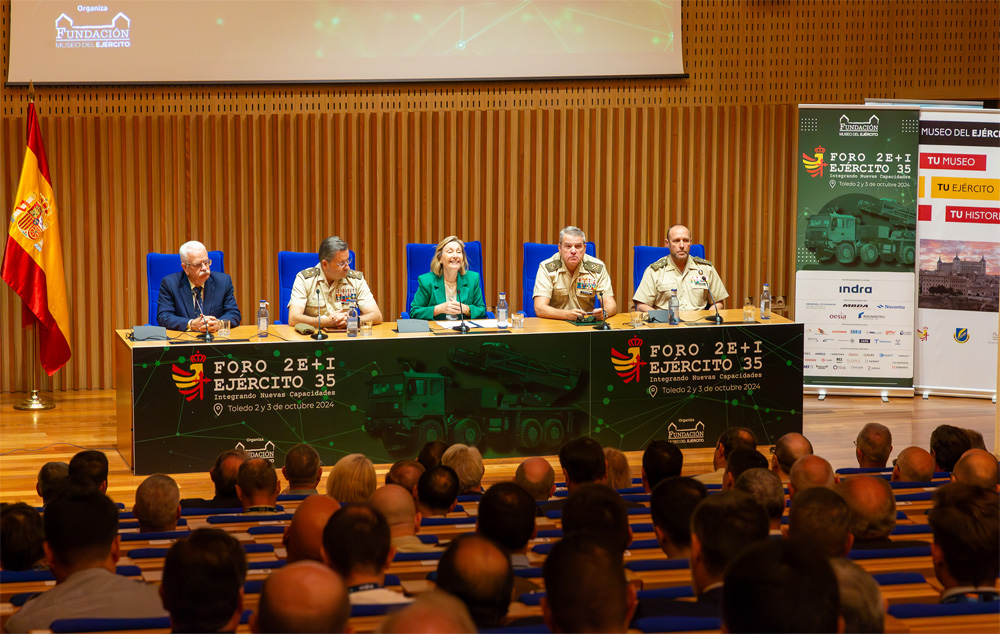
452, 298, 470, 333
311, 287, 328, 340
698, 270, 724, 324
195, 287, 214, 342
593, 290, 611, 330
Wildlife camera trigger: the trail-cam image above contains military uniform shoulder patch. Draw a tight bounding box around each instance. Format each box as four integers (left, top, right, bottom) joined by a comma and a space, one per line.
346, 269, 364, 280
691, 256, 714, 267
650, 256, 671, 271
300, 267, 321, 279
582, 260, 604, 275
543, 259, 562, 273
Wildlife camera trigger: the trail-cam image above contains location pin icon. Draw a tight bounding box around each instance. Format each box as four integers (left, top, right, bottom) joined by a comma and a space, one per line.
647, 386, 658, 398
213, 403, 223, 417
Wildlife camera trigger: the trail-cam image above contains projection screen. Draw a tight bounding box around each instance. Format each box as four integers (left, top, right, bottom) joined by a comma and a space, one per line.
8, 0, 685, 84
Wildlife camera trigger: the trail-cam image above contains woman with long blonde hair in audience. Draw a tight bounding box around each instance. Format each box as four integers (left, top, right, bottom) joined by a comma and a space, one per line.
604, 447, 632, 491
326, 453, 377, 502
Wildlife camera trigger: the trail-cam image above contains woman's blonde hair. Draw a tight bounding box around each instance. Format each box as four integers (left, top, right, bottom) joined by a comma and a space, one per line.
429, 236, 468, 276
325, 453, 376, 503
603, 447, 632, 491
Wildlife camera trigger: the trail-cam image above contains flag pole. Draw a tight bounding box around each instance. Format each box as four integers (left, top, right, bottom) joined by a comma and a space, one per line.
14, 323, 55, 411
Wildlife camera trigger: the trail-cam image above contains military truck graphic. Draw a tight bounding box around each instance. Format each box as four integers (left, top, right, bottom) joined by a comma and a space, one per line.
365, 342, 583, 453
805, 198, 917, 265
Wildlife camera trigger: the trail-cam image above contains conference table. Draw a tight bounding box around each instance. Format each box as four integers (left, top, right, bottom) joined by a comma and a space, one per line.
114, 311, 803, 474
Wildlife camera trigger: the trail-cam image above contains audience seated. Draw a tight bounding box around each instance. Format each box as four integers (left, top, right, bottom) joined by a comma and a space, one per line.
36, 461, 69, 506
251, 560, 350, 633
133, 473, 182, 532
603, 447, 632, 490
963, 428, 987, 451
476, 482, 536, 569
283, 494, 341, 563
417, 440, 449, 471
770, 432, 813, 481
0, 503, 46, 571
180, 449, 249, 508
829, 557, 885, 634
322, 504, 411, 606
441, 443, 485, 497
68, 450, 109, 494
640, 439, 683, 493
378, 590, 477, 633
561, 482, 632, 556
836, 475, 927, 550
733, 468, 785, 534
891, 446, 936, 482
650, 477, 707, 559
280, 443, 322, 495
930, 424, 972, 472
5, 488, 168, 633
326, 453, 377, 503
435, 534, 514, 629
855, 423, 893, 469
161, 528, 247, 633
927, 483, 1000, 603
371, 483, 437, 553
721, 447, 769, 490
415, 465, 460, 516
540, 437, 607, 512
951, 449, 999, 491
694, 426, 756, 485
236, 458, 281, 513
788, 487, 853, 558
385, 459, 425, 495
513, 456, 557, 503
722, 540, 841, 633
787, 454, 837, 501
542, 535, 637, 634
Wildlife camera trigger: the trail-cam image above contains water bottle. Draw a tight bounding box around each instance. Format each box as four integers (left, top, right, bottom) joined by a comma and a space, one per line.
347, 304, 359, 337
668, 289, 680, 325
760, 284, 772, 320
257, 300, 269, 338
497, 292, 509, 328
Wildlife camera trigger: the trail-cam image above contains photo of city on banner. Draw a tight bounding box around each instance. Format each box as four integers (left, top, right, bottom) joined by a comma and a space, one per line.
794, 105, 999, 395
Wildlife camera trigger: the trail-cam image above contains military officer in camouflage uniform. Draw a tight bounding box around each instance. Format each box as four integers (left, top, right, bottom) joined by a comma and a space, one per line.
288, 236, 383, 329
533, 226, 617, 321
634, 224, 728, 312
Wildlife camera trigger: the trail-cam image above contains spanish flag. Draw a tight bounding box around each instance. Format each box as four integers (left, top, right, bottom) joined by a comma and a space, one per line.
1, 102, 72, 375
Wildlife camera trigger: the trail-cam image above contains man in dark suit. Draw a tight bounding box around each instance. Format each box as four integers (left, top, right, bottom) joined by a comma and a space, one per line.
157, 241, 240, 332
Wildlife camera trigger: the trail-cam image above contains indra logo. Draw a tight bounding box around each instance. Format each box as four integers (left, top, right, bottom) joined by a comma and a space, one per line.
954, 328, 970, 344
802, 145, 829, 178
172, 351, 210, 401
611, 337, 647, 383
839, 285, 873, 294
843, 304, 868, 309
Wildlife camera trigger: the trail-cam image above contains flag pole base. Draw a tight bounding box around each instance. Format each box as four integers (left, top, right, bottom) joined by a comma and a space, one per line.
14, 389, 55, 411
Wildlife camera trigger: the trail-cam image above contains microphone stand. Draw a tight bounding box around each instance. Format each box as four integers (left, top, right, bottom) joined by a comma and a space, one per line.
196, 290, 214, 342
593, 290, 611, 330
452, 299, 471, 333
699, 271, 724, 324
312, 287, 328, 340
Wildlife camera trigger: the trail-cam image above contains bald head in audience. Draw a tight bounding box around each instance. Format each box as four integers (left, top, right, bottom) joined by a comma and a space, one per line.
252, 561, 350, 634
434, 534, 514, 629
378, 591, 476, 634
283, 495, 341, 563
385, 459, 425, 495
855, 422, 893, 469
770, 432, 813, 481
837, 475, 896, 542
371, 484, 422, 544
787, 455, 837, 501
892, 446, 936, 483
952, 449, 999, 491
133, 474, 181, 533
513, 457, 556, 501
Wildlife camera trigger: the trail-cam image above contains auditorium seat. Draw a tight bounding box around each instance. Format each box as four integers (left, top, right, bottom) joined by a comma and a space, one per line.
48, 610, 253, 633
888, 600, 1000, 633
146, 251, 225, 325
633, 615, 721, 633
632, 245, 706, 292
276, 249, 356, 324
399, 240, 492, 319
520, 241, 596, 317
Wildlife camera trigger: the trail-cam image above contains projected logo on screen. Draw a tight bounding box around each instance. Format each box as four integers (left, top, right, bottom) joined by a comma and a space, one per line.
55, 11, 131, 49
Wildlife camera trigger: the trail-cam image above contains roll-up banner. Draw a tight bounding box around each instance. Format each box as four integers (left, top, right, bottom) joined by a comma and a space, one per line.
795, 105, 920, 395
914, 109, 1000, 398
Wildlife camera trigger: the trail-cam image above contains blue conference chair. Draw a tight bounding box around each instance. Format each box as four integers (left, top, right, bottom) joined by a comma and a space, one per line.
146, 251, 225, 325
631, 244, 706, 293
276, 250, 356, 325
400, 240, 491, 319
521, 241, 596, 318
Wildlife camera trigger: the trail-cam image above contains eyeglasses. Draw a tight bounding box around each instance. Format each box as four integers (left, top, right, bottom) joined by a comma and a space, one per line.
184, 259, 212, 270
332, 257, 352, 270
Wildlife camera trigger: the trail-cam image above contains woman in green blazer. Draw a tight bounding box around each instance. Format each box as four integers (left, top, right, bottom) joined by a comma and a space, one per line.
409, 236, 487, 321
